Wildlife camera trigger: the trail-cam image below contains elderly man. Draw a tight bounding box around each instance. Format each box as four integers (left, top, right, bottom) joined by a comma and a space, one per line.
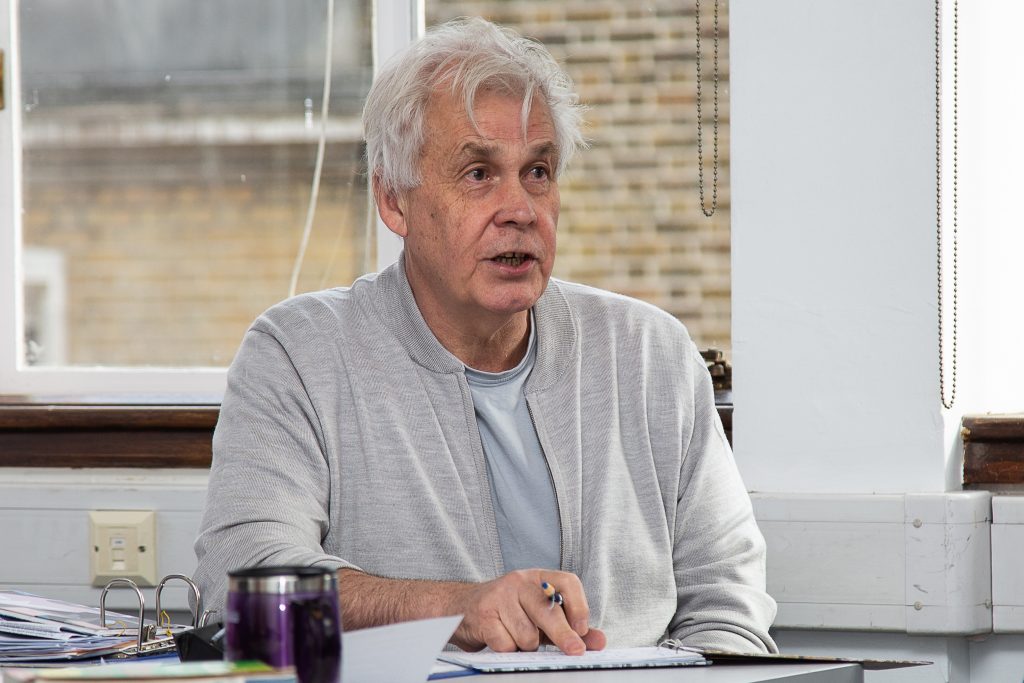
194, 17, 777, 656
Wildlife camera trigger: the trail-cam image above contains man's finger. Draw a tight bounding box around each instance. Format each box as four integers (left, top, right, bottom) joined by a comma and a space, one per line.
542, 575, 591, 638
479, 618, 520, 653
498, 599, 543, 652
507, 622, 541, 652
582, 627, 607, 651
522, 584, 585, 655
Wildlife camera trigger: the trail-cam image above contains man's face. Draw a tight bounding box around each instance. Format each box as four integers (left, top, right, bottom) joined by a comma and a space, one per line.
384, 88, 560, 331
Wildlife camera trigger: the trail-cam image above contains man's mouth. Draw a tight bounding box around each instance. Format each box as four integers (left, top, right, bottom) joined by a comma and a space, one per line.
492, 252, 531, 267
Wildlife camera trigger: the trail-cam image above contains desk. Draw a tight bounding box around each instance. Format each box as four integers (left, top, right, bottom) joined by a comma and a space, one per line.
474, 662, 863, 683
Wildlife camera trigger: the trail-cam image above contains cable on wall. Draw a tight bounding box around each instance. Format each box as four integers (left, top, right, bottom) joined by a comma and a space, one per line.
289, 0, 336, 298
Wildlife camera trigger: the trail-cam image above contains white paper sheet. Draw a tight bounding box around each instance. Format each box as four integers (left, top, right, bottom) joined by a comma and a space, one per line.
340, 616, 462, 683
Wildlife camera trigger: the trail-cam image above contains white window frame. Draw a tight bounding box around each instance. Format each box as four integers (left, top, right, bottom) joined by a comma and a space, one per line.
0, 0, 420, 399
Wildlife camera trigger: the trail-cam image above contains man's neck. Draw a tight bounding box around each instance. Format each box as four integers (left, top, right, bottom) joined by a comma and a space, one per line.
401, 260, 534, 372
424, 308, 530, 373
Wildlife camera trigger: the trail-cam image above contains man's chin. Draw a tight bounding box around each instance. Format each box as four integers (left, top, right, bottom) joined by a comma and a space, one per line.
480, 304, 536, 321
480, 287, 548, 317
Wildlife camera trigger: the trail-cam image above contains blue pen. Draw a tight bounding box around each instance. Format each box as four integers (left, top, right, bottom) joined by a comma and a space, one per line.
540, 581, 563, 609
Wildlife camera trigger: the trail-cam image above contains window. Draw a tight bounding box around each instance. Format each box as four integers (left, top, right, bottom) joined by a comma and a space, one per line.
1, 0, 420, 396
2, 1, 727, 399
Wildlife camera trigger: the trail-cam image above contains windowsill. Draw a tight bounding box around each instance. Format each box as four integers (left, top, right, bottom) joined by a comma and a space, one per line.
0, 395, 734, 468
962, 414, 1024, 489
0, 399, 218, 467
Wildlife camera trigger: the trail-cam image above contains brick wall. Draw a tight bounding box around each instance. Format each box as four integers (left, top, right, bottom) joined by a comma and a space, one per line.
23, 143, 367, 366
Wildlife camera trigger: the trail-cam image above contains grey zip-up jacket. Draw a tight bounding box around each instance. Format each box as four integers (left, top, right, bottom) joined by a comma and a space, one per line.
194, 257, 777, 653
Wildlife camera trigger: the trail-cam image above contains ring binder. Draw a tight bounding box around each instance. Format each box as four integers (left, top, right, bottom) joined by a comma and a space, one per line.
199, 608, 219, 628
155, 574, 203, 629
0, 574, 205, 664
97, 578, 146, 652
98, 574, 203, 658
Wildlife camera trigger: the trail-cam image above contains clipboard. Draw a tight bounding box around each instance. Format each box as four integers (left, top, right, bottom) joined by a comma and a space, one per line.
667, 646, 932, 671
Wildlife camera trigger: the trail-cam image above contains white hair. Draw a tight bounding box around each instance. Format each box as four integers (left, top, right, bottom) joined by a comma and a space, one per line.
363, 17, 587, 197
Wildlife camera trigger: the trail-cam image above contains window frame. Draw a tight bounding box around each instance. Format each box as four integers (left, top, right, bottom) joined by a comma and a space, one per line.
0, 0, 419, 400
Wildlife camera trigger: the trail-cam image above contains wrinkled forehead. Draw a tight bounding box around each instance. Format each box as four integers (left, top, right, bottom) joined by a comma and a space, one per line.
422, 82, 551, 145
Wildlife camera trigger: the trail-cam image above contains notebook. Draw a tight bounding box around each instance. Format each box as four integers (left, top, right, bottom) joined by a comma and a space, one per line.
437, 646, 706, 673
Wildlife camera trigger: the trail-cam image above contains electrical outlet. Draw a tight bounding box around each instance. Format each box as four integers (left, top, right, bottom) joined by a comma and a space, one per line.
89, 510, 158, 587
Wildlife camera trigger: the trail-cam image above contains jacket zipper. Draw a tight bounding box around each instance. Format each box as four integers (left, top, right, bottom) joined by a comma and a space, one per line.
458, 375, 505, 576
526, 397, 566, 572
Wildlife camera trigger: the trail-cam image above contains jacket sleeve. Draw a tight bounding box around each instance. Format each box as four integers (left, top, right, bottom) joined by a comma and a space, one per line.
193, 325, 357, 618
665, 344, 778, 653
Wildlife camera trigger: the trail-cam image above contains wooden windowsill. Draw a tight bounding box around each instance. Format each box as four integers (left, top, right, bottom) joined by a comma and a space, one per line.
0, 396, 734, 468
962, 414, 1024, 488
0, 401, 218, 468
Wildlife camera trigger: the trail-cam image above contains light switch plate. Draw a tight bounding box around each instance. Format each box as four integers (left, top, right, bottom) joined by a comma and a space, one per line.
88, 510, 158, 587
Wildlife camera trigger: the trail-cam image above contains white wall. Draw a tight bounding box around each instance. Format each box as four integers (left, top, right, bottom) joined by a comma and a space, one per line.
732, 0, 1024, 680
731, 0, 944, 495
0, 469, 208, 615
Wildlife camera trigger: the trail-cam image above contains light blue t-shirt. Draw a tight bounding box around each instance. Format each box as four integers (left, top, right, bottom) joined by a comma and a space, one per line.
464, 314, 561, 572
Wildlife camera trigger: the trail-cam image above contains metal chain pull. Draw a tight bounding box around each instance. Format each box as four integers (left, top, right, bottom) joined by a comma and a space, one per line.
935, 0, 959, 409
695, 0, 720, 217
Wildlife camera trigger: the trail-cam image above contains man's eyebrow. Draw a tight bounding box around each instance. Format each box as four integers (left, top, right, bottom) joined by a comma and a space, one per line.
451, 141, 559, 164
529, 142, 558, 161
453, 142, 498, 163
448, 141, 561, 174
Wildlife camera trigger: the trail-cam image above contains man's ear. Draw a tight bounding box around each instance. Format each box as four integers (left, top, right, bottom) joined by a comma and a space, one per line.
373, 176, 409, 239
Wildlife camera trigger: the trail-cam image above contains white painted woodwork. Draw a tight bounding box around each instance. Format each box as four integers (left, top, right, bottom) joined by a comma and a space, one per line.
991, 495, 1024, 633
754, 492, 991, 635
0, 470, 207, 613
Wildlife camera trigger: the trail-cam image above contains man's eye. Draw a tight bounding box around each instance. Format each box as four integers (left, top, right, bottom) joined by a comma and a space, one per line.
467, 168, 487, 181
529, 166, 549, 180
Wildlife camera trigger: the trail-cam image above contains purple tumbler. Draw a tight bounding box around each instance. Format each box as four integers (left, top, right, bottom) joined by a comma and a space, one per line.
225, 566, 342, 683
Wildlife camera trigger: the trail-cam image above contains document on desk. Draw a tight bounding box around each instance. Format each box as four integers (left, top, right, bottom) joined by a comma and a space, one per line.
0, 591, 141, 663
341, 615, 462, 683
437, 646, 706, 672
0, 591, 146, 639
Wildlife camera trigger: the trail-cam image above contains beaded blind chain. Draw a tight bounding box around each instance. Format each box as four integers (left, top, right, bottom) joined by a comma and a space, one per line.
695, 0, 720, 218
935, 0, 959, 410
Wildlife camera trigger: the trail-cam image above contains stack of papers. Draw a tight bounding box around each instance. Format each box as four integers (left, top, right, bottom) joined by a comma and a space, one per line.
0, 591, 143, 663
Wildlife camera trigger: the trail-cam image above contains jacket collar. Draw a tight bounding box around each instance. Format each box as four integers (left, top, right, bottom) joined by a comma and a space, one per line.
372, 251, 577, 388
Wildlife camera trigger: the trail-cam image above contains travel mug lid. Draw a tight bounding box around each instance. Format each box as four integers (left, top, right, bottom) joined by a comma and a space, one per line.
228, 565, 337, 595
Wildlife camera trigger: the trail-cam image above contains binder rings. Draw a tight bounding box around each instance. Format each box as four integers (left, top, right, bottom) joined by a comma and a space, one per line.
0, 574, 211, 663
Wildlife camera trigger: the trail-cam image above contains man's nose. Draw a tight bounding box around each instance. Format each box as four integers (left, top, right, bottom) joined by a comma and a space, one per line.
493, 177, 537, 227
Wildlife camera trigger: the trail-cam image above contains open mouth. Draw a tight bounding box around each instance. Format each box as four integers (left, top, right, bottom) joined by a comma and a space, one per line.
492, 252, 531, 267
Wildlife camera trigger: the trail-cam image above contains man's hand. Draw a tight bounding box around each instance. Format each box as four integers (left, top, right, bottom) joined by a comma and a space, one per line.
338, 568, 606, 655
445, 569, 607, 655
